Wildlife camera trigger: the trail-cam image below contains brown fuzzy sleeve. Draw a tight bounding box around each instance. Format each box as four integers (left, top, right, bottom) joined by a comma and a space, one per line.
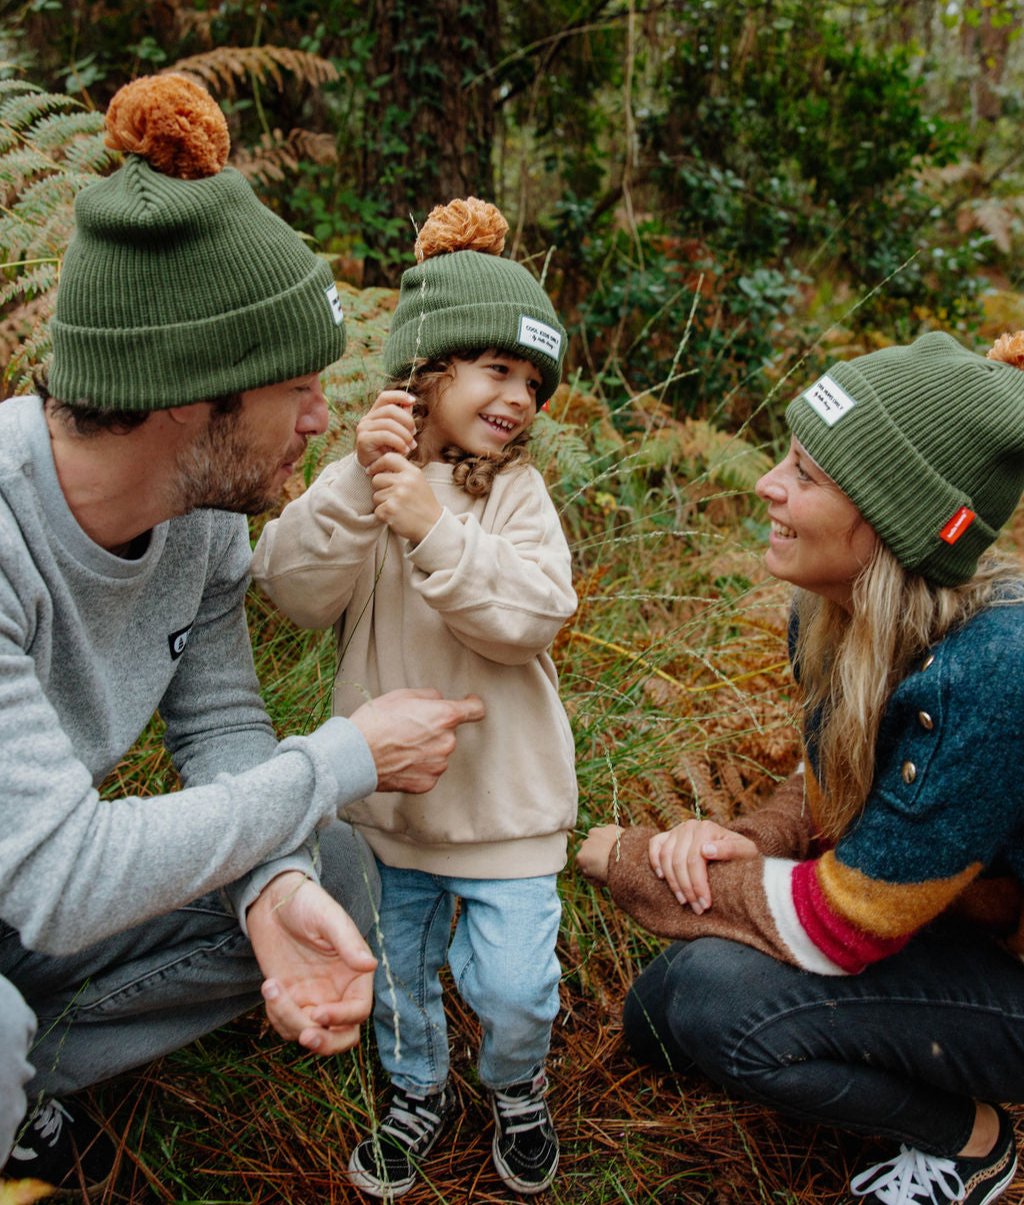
604, 826, 803, 967
728, 770, 817, 858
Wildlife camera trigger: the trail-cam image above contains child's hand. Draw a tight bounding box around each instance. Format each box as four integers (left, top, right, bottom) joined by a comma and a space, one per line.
355, 390, 417, 469
369, 452, 443, 543
576, 825, 624, 885
648, 820, 758, 914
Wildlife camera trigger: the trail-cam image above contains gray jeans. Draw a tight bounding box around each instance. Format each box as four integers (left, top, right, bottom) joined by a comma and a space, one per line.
0, 821, 380, 1162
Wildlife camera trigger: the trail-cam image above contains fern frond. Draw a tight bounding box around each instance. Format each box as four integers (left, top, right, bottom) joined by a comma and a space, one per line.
0, 78, 41, 98
0, 261, 59, 305
3, 202, 76, 262
2, 293, 53, 392
0, 79, 109, 383
285, 129, 336, 164
0, 145, 62, 192
170, 46, 339, 98
531, 411, 593, 491
15, 172, 79, 217
63, 136, 118, 175
686, 420, 773, 493
231, 127, 337, 185
0, 90, 83, 133
0, 80, 43, 106
32, 110, 106, 154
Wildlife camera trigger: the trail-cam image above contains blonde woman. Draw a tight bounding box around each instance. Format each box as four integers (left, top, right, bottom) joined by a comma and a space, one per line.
579, 331, 1024, 1205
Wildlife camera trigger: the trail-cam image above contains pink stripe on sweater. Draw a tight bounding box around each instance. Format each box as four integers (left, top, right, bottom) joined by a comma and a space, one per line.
791, 860, 909, 974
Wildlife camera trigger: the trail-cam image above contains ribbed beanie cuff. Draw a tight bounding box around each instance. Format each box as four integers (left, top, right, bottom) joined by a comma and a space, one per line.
787, 332, 1024, 586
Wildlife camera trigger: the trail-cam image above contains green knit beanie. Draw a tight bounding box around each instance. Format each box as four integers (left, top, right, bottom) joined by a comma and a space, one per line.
786, 330, 1024, 586
382, 197, 566, 405
50, 74, 345, 411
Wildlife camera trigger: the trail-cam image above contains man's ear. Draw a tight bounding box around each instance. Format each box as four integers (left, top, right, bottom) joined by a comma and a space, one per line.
165, 401, 211, 429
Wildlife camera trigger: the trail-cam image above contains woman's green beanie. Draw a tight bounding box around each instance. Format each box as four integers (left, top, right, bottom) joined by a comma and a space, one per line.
49, 74, 345, 411
382, 197, 566, 405
786, 331, 1024, 586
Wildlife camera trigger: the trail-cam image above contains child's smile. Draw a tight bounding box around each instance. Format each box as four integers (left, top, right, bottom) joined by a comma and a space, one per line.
417, 351, 542, 461
479, 412, 518, 436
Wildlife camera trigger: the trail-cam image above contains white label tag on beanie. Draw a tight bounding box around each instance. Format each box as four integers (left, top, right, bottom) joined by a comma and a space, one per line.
803, 374, 856, 426
518, 316, 561, 360
325, 283, 344, 325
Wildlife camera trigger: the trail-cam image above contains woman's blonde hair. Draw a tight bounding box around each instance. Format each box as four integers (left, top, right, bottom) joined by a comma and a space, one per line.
794, 544, 1021, 840
387, 353, 531, 497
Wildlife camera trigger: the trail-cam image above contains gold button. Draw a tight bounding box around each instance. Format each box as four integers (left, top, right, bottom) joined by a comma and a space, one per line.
921, 653, 935, 671
902, 761, 917, 784
918, 711, 934, 731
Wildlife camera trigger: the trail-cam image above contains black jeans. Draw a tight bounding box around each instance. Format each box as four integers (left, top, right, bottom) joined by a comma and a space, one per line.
623, 922, 1024, 1155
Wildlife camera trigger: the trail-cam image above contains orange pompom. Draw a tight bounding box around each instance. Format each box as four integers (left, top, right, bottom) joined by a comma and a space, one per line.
986, 330, 1024, 371
414, 197, 508, 263
105, 74, 229, 180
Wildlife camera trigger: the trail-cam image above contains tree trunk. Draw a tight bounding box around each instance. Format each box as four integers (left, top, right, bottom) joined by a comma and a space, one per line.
359, 0, 499, 285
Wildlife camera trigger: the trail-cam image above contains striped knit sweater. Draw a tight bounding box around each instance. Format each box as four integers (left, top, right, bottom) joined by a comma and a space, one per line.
607, 595, 1024, 974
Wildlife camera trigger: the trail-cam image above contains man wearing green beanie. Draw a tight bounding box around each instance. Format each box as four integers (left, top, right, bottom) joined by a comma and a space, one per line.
0, 74, 484, 1197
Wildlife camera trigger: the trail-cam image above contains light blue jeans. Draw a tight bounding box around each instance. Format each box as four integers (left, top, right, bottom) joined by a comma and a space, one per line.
0, 822, 380, 1164
371, 863, 562, 1094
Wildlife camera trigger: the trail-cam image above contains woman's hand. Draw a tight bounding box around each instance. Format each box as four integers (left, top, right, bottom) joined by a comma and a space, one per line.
648, 820, 758, 913
355, 390, 416, 468
576, 825, 624, 885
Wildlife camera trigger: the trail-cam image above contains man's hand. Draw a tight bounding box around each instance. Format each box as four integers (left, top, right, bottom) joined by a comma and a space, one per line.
576, 824, 624, 885
648, 820, 758, 913
349, 688, 486, 793
355, 390, 416, 468
247, 871, 377, 1054
367, 452, 443, 544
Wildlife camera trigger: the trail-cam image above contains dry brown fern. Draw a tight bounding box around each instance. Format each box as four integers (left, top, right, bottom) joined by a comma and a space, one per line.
231, 128, 337, 186
0, 80, 113, 390
170, 46, 339, 98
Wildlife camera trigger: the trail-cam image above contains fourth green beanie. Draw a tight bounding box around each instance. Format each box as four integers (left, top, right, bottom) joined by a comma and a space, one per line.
383, 197, 566, 405
786, 331, 1024, 587
50, 74, 345, 411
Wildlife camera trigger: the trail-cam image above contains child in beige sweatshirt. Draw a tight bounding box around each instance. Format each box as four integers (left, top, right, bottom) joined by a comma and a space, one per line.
251, 198, 577, 1199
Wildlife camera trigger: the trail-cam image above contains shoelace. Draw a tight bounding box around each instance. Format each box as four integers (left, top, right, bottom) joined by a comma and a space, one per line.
379, 1093, 445, 1150
492, 1088, 548, 1136
13, 1099, 72, 1158
850, 1144, 967, 1204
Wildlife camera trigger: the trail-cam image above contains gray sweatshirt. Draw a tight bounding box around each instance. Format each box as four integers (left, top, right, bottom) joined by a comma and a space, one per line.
0, 396, 376, 955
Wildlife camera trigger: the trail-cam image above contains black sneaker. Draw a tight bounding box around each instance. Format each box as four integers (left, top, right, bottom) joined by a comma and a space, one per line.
850, 1105, 1017, 1204
490, 1070, 558, 1195
2, 1097, 115, 1199
347, 1084, 455, 1199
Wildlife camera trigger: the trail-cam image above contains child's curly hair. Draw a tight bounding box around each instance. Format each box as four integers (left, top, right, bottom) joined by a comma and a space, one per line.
389, 352, 533, 498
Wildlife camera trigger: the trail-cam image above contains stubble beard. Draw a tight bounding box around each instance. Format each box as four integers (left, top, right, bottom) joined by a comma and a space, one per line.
170, 407, 281, 517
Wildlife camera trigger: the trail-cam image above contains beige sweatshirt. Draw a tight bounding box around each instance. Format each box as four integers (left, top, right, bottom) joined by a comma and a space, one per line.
251, 454, 578, 878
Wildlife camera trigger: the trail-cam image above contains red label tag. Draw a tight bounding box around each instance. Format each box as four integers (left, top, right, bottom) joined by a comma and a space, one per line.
939, 506, 975, 545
